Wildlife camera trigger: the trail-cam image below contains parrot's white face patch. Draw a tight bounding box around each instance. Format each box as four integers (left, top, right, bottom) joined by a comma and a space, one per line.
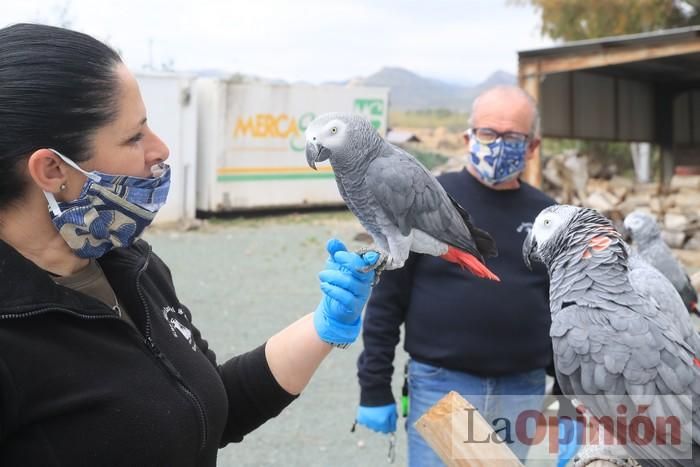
531, 206, 576, 250
305, 119, 348, 151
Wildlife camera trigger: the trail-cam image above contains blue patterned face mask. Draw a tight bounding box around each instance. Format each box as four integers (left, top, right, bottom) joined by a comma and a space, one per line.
467, 133, 528, 185
43, 149, 171, 258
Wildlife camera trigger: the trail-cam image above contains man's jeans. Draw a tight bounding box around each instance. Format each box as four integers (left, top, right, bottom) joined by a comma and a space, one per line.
406, 360, 546, 466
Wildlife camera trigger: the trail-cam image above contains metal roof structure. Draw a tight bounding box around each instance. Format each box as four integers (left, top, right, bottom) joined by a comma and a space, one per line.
517, 26, 700, 186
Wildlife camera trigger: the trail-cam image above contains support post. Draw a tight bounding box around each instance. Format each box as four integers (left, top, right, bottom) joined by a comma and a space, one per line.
519, 64, 542, 188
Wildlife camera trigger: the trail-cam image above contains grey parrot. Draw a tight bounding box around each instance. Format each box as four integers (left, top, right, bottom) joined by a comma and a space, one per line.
624, 210, 698, 315
523, 205, 700, 466
304, 113, 499, 281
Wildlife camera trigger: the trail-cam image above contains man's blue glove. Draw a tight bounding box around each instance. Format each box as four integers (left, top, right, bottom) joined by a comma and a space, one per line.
557, 417, 584, 467
313, 238, 379, 347
356, 404, 398, 434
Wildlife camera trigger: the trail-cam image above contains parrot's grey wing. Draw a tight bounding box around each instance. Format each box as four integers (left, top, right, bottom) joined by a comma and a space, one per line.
554, 303, 700, 464
365, 144, 495, 259
644, 241, 698, 311
444, 192, 498, 258
628, 255, 700, 349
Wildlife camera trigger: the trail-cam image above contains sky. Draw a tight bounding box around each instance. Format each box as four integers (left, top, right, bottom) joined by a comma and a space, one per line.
1, 0, 554, 85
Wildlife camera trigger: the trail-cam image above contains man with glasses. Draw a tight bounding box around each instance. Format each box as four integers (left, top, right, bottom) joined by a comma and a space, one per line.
355, 86, 556, 465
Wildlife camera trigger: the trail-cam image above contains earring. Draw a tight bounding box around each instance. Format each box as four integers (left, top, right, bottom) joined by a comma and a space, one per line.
59, 183, 67, 191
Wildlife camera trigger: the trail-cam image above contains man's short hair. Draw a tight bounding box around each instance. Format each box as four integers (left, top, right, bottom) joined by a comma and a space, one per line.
468, 85, 540, 137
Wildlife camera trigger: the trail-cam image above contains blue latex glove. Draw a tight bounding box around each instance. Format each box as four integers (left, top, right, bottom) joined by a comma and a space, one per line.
557, 417, 583, 467
356, 404, 398, 434
313, 238, 379, 347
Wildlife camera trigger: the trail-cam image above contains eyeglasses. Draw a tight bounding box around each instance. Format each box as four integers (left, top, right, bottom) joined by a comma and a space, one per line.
467, 128, 530, 145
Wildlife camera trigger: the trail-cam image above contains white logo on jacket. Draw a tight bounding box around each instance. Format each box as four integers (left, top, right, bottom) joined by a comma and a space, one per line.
162, 306, 197, 351
516, 222, 533, 234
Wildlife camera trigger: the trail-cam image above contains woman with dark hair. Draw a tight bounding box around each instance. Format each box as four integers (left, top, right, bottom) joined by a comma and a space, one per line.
0, 23, 378, 466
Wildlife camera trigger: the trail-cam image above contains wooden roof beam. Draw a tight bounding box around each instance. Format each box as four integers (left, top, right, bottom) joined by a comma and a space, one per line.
519, 39, 700, 78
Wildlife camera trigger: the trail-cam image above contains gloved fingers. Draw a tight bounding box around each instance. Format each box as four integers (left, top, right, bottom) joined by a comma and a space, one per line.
372, 424, 393, 434
361, 251, 381, 267
322, 258, 341, 272
320, 282, 357, 311
326, 238, 347, 257
318, 270, 367, 297
356, 404, 398, 434
557, 418, 576, 444
388, 411, 398, 432
333, 250, 377, 280
357, 420, 394, 434
321, 238, 347, 272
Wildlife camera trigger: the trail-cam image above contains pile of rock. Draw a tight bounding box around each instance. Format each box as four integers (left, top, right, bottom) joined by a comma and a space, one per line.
539, 151, 699, 267
580, 175, 700, 250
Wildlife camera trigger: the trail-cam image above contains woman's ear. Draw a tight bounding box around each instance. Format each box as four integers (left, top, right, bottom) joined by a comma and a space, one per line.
26, 149, 67, 193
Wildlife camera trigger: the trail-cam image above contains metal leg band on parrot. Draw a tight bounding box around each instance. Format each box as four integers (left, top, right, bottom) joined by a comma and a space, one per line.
355, 247, 389, 285
572, 444, 640, 467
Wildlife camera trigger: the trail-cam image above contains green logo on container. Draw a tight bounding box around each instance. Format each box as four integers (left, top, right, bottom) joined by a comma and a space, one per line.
289, 112, 316, 152
354, 99, 385, 130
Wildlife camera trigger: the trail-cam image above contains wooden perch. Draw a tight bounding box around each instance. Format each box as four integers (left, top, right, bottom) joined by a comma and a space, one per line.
414, 391, 618, 467
414, 391, 523, 467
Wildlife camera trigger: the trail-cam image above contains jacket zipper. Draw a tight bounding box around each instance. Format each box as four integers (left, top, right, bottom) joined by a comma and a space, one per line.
135, 246, 209, 451
0, 307, 118, 321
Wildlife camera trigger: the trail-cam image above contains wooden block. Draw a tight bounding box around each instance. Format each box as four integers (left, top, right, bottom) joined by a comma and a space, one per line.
414, 391, 523, 467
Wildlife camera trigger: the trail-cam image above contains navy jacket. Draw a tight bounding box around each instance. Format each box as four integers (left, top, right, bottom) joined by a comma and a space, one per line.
358, 169, 555, 406
0, 239, 296, 467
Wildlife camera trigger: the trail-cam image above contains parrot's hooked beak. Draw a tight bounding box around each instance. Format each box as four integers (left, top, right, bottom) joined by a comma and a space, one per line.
305, 142, 331, 171
522, 230, 540, 271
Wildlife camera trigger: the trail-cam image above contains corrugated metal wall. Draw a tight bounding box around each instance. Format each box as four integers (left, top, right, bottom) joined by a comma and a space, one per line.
540, 71, 655, 142
673, 90, 700, 145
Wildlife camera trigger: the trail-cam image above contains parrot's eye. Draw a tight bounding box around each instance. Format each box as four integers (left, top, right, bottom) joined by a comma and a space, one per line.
543, 218, 551, 226
331, 127, 337, 134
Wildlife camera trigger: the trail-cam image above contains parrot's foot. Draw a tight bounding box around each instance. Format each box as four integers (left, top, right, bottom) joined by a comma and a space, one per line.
572, 444, 639, 467
355, 247, 390, 286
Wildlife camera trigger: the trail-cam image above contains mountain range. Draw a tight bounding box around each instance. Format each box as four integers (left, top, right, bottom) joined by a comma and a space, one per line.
190, 66, 516, 111
343, 67, 516, 111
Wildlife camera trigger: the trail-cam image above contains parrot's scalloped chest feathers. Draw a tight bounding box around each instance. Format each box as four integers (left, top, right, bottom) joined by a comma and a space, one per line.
334, 171, 386, 243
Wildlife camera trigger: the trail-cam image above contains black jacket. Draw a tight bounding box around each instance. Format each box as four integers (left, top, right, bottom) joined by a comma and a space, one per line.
0, 239, 296, 467
358, 169, 555, 406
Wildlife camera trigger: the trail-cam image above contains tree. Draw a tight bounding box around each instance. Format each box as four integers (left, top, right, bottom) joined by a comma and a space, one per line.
512, 0, 700, 41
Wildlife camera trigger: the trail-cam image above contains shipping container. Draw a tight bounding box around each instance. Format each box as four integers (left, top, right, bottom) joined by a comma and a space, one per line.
195, 80, 389, 214
136, 72, 198, 224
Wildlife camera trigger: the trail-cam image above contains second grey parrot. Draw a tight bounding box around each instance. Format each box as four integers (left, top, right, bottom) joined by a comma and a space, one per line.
624, 210, 698, 315
304, 113, 499, 281
524, 205, 700, 466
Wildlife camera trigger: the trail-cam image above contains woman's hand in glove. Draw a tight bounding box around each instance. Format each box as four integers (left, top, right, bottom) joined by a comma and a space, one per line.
313, 238, 379, 347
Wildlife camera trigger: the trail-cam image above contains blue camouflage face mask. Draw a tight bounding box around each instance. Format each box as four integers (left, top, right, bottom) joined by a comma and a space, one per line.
467, 133, 528, 185
43, 149, 171, 258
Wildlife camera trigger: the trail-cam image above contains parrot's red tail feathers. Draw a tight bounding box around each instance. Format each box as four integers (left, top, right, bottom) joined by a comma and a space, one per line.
441, 247, 500, 282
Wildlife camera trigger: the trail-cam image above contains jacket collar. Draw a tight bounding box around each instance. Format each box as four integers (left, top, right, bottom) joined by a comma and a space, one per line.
0, 239, 149, 318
